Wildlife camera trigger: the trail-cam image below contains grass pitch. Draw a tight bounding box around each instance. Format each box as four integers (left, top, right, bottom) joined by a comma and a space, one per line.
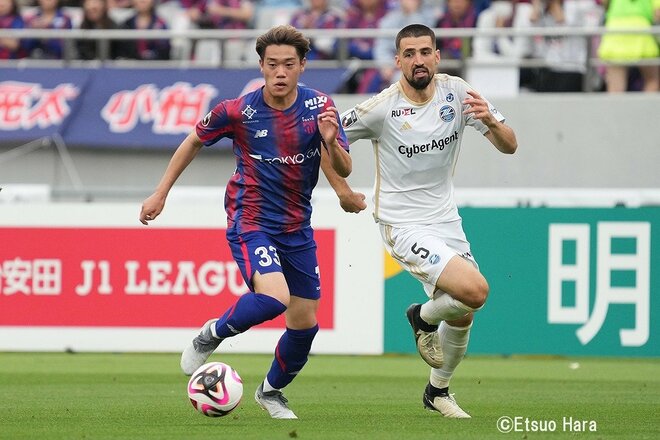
0, 353, 657, 440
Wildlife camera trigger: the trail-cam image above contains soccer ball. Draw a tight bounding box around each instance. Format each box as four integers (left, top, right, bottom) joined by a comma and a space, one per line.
187, 362, 243, 417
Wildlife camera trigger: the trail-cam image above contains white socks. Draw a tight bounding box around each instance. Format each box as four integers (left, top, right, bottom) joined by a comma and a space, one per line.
262, 377, 278, 393
420, 293, 477, 324
430, 322, 471, 389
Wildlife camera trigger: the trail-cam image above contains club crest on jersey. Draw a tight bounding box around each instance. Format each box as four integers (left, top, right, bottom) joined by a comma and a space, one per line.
439, 105, 455, 122
304, 96, 328, 110
201, 111, 212, 126
302, 115, 316, 134
241, 105, 257, 120
341, 110, 358, 128
391, 108, 416, 118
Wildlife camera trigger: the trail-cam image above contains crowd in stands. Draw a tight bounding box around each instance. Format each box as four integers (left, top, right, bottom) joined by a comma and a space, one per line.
1, 0, 659, 92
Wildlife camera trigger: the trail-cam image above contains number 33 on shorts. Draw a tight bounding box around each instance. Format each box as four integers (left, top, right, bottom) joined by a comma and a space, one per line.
255, 246, 281, 267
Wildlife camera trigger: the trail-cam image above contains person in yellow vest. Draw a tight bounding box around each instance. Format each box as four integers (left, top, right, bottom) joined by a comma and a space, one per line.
598, 0, 660, 92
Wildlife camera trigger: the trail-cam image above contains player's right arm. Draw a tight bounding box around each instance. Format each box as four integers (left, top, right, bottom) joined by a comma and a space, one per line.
139, 131, 204, 224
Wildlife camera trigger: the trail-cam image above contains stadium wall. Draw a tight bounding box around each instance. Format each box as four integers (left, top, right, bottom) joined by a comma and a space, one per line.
1, 190, 658, 357
0, 192, 384, 354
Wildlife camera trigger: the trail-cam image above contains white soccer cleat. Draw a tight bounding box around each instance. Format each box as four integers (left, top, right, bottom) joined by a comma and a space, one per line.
406, 304, 443, 368
180, 319, 222, 376
255, 383, 298, 419
423, 386, 471, 418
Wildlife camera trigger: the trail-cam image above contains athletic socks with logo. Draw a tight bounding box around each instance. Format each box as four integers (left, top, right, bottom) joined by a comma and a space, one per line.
214, 292, 287, 339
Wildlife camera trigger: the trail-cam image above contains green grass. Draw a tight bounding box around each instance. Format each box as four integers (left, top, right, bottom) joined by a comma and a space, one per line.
0, 353, 658, 439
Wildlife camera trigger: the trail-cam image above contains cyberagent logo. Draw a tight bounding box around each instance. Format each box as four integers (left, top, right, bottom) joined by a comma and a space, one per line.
397, 131, 459, 158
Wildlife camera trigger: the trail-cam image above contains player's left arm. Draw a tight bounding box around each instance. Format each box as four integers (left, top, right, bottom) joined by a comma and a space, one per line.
320, 148, 367, 214
463, 90, 518, 154
318, 106, 352, 177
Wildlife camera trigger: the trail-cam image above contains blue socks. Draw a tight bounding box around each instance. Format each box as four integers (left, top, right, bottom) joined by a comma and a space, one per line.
212, 292, 318, 390
214, 292, 287, 339
266, 325, 319, 389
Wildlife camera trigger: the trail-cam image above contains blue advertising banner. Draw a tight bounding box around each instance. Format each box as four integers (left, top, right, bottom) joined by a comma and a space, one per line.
0, 67, 348, 149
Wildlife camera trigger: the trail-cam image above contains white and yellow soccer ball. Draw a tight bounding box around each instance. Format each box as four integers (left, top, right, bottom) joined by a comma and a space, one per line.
187, 362, 243, 417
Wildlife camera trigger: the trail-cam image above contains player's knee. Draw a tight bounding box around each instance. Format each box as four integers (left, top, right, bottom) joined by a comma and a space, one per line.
463, 277, 489, 309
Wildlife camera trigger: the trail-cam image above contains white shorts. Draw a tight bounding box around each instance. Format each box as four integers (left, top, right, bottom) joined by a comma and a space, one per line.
379, 220, 478, 299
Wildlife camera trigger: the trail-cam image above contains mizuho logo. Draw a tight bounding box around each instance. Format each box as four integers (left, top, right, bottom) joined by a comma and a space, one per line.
398, 131, 459, 158
248, 147, 321, 165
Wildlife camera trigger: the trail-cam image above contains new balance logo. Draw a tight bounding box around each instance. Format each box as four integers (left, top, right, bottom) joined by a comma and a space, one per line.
254, 129, 268, 138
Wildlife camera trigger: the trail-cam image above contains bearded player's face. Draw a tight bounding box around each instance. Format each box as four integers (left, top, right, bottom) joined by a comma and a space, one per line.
396, 36, 439, 91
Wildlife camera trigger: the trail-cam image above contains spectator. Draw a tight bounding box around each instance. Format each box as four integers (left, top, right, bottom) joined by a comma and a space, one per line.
191, 0, 254, 29
254, 0, 302, 29
24, 0, 73, 59
531, 0, 603, 92
472, 0, 534, 60
598, 0, 659, 92
436, 0, 477, 70
0, 0, 27, 59
108, 0, 132, 8
345, 0, 388, 59
76, 0, 120, 60
341, 0, 389, 93
374, 0, 435, 87
471, 0, 537, 89
190, 0, 254, 63
290, 0, 344, 60
117, 0, 171, 60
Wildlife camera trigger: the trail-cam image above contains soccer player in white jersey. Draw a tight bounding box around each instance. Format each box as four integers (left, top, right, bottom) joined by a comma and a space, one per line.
323, 23, 518, 418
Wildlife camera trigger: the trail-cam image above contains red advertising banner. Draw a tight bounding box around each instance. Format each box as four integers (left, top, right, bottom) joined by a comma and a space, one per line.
0, 227, 335, 328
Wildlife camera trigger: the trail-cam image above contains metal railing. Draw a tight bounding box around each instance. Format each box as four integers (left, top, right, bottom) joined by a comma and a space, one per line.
1, 26, 659, 92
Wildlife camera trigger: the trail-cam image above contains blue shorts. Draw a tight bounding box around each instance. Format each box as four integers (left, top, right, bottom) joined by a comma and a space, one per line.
226, 227, 321, 300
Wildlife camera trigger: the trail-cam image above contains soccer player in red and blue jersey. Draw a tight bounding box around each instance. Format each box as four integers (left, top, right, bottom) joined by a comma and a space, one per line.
139, 25, 355, 419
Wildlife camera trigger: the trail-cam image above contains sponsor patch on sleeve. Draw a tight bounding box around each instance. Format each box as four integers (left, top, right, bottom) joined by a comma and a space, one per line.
341, 110, 358, 128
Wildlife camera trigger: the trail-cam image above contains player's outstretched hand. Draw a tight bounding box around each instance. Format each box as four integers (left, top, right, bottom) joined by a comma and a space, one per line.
462, 90, 497, 127
318, 106, 340, 145
338, 191, 367, 214
139, 193, 166, 225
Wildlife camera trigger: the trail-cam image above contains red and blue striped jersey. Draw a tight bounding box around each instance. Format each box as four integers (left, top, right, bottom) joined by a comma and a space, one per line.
196, 85, 349, 235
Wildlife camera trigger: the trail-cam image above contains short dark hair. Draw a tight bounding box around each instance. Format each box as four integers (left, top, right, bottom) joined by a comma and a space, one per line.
255, 25, 311, 61
395, 24, 436, 52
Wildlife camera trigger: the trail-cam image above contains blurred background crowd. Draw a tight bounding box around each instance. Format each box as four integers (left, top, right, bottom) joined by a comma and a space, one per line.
1, 0, 658, 93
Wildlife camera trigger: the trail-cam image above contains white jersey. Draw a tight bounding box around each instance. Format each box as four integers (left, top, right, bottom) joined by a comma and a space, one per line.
341, 74, 505, 225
